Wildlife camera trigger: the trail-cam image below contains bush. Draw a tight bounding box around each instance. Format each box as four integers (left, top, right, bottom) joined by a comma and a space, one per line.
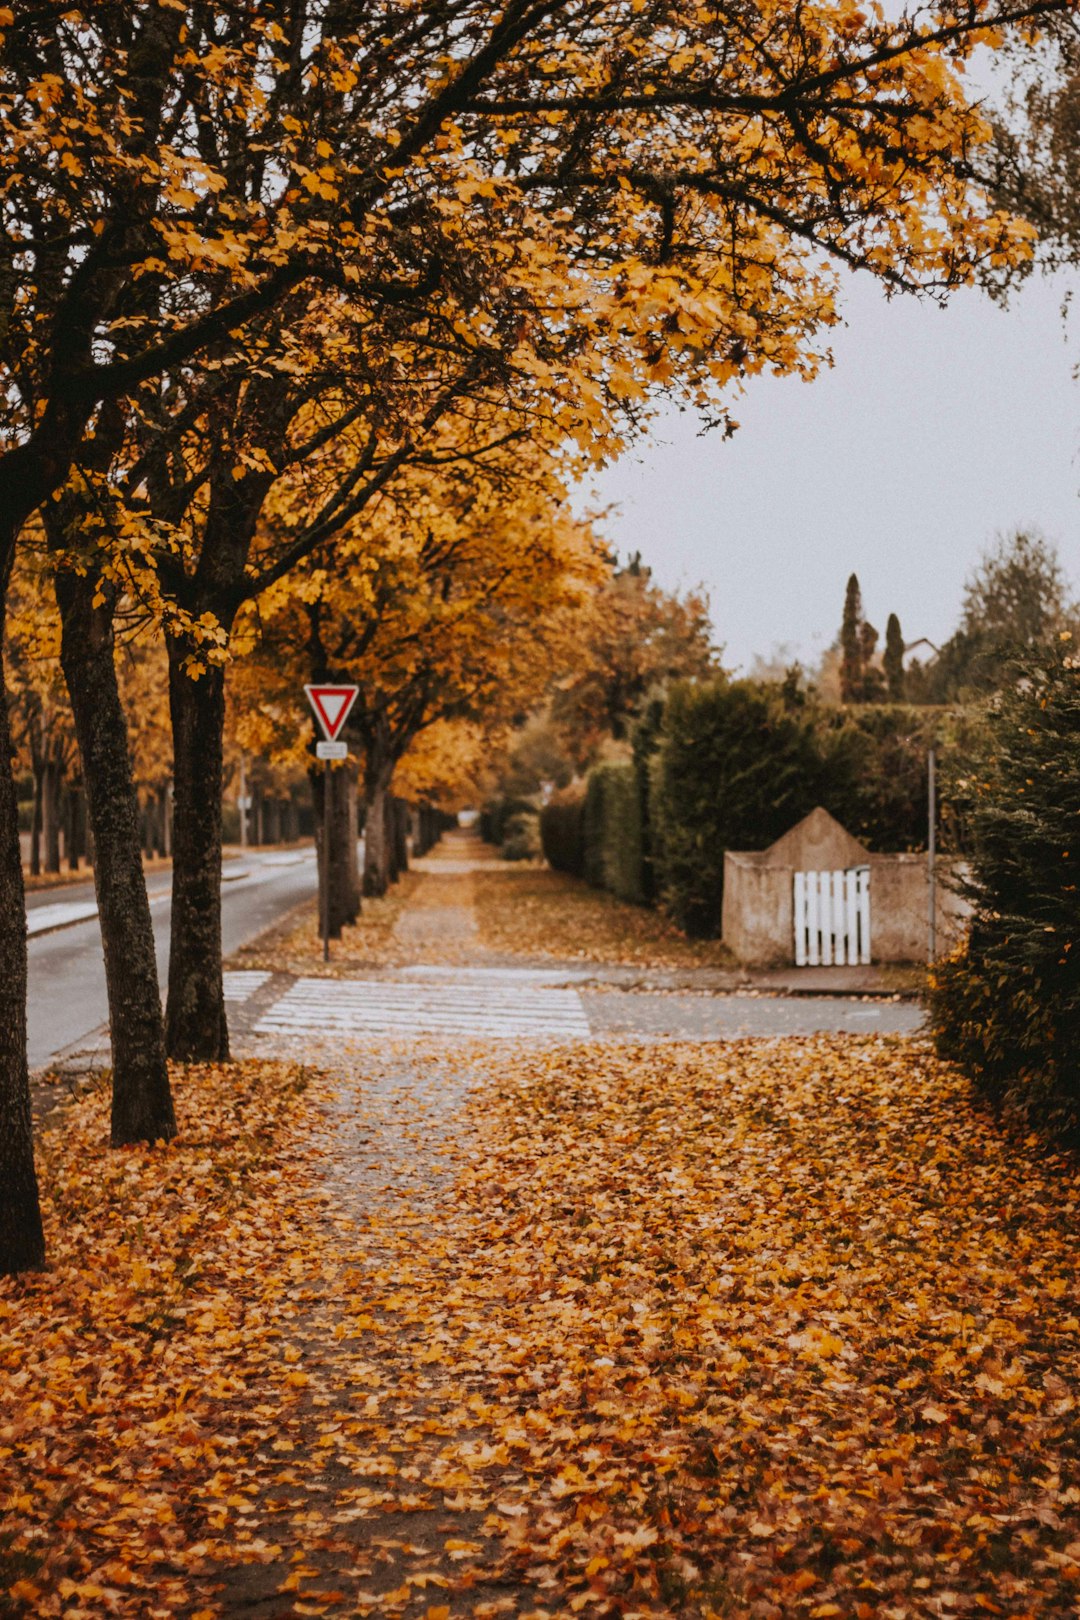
827, 704, 973, 853
540, 788, 586, 877
500, 808, 541, 862
582, 768, 611, 888
927, 652, 1080, 1139
579, 761, 646, 902
479, 796, 532, 849
630, 688, 667, 902
650, 678, 849, 937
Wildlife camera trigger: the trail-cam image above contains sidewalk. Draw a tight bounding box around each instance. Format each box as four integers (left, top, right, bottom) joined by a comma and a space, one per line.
13, 830, 1079, 1620
224, 829, 924, 1047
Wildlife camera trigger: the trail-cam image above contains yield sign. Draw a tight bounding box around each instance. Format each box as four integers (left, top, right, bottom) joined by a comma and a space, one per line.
304, 684, 358, 743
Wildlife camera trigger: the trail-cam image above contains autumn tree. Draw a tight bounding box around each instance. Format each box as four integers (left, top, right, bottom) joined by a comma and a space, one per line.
53, 0, 1069, 1068
238, 437, 603, 903
551, 557, 719, 768
5, 550, 81, 875
0, 0, 1068, 1269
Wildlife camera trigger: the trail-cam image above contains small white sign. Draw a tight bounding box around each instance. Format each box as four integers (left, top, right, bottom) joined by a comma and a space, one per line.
316, 740, 348, 761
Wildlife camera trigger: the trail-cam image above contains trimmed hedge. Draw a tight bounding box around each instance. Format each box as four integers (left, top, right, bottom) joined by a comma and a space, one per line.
650, 678, 850, 937
928, 654, 1080, 1139
540, 788, 586, 877
480, 795, 533, 849
631, 689, 666, 902
600, 761, 647, 903
501, 808, 540, 861
541, 764, 646, 903
582, 768, 611, 888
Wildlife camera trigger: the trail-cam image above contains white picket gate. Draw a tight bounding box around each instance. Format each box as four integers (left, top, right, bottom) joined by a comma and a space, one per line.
793, 867, 870, 966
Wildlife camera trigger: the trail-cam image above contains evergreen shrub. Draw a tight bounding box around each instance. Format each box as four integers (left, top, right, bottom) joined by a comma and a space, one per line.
582, 766, 613, 888
500, 808, 540, 861
539, 788, 586, 877
928, 652, 1080, 1138
580, 762, 646, 901
631, 689, 667, 902
650, 678, 849, 937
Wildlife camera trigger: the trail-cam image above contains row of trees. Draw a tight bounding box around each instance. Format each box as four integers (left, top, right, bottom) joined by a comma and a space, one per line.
832, 533, 1077, 706
1, 0, 1070, 1273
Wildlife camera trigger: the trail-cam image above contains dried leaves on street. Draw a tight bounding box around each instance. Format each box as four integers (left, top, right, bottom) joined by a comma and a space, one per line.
4, 1038, 1079, 1617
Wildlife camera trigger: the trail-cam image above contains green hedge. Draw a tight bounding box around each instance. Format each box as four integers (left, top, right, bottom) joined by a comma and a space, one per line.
480, 795, 533, 850
928, 654, 1080, 1139
599, 760, 647, 903
827, 704, 971, 853
540, 788, 586, 877
582, 768, 612, 888
650, 678, 850, 937
501, 808, 540, 861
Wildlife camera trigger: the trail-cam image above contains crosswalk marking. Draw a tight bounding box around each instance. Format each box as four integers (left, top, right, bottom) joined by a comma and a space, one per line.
254, 977, 591, 1041
223, 970, 272, 1002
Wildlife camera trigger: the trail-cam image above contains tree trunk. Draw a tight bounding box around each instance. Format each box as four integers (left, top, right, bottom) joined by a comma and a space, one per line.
44, 759, 63, 873
166, 647, 228, 1061
0, 606, 45, 1272
29, 761, 42, 877
394, 799, 410, 875
155, 790, 166, 857
363, 773, 393, 898
386, 793, 401, 886
344, 770, 361, 919
56, 569, 176, 1145
66, 783, 81, 872
313, 765, 360, 936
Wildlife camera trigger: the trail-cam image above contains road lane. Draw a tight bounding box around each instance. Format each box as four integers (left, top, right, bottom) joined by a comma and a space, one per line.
27, 848, 317, 1070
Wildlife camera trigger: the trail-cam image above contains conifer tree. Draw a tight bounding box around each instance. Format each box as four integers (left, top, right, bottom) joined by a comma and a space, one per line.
840, 574, 865, 702
885, 613, 906, 699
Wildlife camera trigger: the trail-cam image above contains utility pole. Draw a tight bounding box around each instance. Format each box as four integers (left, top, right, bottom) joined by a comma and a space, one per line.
927, 748, 937, 963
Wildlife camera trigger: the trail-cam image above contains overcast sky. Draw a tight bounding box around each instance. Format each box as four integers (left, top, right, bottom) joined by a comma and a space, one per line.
577, 267, 1078, 673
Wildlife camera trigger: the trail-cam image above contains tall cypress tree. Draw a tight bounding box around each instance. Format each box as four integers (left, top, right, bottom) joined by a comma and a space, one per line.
884, 613, 905, 699
840, 574, 864, 702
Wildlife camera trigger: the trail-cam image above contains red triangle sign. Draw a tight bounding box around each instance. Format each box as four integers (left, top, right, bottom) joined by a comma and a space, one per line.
304, 684, 359, 742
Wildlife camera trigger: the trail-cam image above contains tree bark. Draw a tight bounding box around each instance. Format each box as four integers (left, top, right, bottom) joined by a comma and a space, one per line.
43, 758, 62, 873
66, 783, 82, 872
313, 764, 360, 936
0, 598, 45, 1273
363, 772, 393, 898
29, 760, 42, 877
345, 769, 361, 918
394, 798, 410, 875
386, 793, 401, 886
56, 569, 176, 1145
166, 646, 229, 1061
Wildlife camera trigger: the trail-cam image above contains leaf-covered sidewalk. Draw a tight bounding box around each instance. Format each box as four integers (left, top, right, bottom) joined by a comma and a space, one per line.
4, 1031, 1079, 1618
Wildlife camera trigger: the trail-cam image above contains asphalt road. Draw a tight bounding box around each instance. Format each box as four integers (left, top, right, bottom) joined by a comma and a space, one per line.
27, 848, 317, 1070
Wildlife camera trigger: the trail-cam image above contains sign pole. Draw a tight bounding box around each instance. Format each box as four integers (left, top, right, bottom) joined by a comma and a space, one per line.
322, 763, 331, 963
303, 684, 359, 969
